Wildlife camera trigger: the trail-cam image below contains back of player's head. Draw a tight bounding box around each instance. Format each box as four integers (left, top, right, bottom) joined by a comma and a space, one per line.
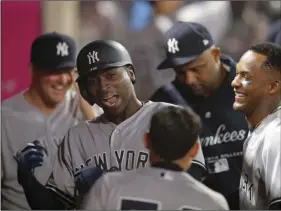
148, 106, 201, 161
249, 42, 281, 72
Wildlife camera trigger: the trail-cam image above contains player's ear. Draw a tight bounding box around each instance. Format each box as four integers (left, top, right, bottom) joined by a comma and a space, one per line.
189, 141, 199, 158
143, 132, 151, 150
125, 65, 136, 84
29, 63, 35, 78
268, 80, 281, 95
71, 68, 79, 80
211, 46, 221, 63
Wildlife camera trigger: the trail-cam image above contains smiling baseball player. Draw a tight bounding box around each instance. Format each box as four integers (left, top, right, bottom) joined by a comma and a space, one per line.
1, 32, 97, 210
232, 42, 281, 209
15, 40, 207, 209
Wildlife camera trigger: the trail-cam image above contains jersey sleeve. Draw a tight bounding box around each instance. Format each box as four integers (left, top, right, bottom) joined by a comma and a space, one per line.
188, 140, 207, 181
261, 124, 281, 208
191, 140, 206, 170
45, 129, 76, 208
79, 175, 109, 209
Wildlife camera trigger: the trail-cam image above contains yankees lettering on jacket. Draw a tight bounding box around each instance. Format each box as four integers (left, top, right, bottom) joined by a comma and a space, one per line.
200, 124, 247, 147
74, 149, 149, 173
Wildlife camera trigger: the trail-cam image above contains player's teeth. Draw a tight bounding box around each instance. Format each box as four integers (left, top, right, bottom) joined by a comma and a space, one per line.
54, 86, 64, 90
236, 93, 245, 97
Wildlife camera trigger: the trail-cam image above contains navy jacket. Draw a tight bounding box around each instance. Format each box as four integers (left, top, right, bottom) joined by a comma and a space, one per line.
150, 55, 249, 197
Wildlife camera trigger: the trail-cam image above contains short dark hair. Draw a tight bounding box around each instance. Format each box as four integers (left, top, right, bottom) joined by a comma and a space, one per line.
148, 106, 201, 161
249, 42, 281, 72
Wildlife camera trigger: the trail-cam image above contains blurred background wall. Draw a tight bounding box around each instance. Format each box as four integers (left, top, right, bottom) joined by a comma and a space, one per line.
1, 1, 41, 100
1, 0, 281, 101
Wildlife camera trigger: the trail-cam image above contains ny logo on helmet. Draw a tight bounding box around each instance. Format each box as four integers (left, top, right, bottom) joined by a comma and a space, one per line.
56, 42, 69, 57
87, 51, 99, 64
167, 38, 179, 54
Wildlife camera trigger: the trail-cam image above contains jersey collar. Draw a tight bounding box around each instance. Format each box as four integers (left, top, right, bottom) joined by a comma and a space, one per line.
152, 161, 183, 172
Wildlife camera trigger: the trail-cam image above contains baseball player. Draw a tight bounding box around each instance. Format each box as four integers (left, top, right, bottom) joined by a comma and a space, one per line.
80, 106, 229, 210
232, 42, 281, 209
150, 21, 249, 209
1, 32, 96, 210
15, 40, 206, 209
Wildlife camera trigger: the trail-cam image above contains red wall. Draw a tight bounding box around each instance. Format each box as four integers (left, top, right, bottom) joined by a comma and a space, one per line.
1, 1, 41, 101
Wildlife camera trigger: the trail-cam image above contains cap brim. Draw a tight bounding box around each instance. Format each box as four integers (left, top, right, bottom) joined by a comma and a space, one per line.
157, 58, 173, 70
56, 61, 76, 69
157, 55, 199, 70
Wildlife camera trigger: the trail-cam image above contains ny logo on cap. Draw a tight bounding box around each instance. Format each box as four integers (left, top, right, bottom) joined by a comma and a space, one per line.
87, 51, 99, 64
56, 42, 69, 57
203, 39, 209, 46
167, 38, 179, 54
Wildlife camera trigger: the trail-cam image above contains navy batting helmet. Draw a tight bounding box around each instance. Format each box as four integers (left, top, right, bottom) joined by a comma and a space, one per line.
76, 40, 133, 105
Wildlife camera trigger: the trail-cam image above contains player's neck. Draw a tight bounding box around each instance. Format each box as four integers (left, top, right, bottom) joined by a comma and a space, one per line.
106, 97, 143, 125
150, 152, 192, 172
246, 99, 281, 129
172, 157, 192, 172
204, 64, 227, 97
24, 87, 59, 116
150, 157, 192, 172
214, 64, 227, 90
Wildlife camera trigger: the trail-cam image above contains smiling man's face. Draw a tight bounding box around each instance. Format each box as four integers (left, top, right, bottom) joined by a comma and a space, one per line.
231, 50, 271, 114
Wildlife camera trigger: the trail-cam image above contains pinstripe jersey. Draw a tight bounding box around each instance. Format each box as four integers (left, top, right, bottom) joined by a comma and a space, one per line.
45, 101, 206, 207
239, 106, 281, 209
1, 89, 84, 210
80, 165, 229, 210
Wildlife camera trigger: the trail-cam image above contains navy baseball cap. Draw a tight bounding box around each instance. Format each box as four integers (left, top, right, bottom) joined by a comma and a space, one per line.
30, 32, 77, 70
157, 21, 214, 70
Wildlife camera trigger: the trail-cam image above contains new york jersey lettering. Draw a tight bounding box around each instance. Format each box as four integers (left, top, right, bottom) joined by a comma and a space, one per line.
74, 150, 149, 173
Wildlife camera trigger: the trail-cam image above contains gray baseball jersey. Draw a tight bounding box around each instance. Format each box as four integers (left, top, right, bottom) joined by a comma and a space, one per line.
239, 106, 281, 209
80, 166, 229, 210
45, 101, 206, 207
1, 89, 84, 210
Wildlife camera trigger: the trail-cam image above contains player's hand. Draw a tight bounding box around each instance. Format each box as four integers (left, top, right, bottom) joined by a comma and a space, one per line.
15, 140, 47, 186
71, 69, 80, 92
74, 166, 104, 196
15, 140, 47, 171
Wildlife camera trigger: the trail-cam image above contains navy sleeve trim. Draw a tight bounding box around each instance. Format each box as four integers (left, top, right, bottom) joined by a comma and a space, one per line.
45, 184, 76, 208
191, 160, 207, 171
269, 197, 281, 210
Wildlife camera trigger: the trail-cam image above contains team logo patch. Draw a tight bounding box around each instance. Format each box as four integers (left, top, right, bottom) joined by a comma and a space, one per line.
207, 158, 229, 174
